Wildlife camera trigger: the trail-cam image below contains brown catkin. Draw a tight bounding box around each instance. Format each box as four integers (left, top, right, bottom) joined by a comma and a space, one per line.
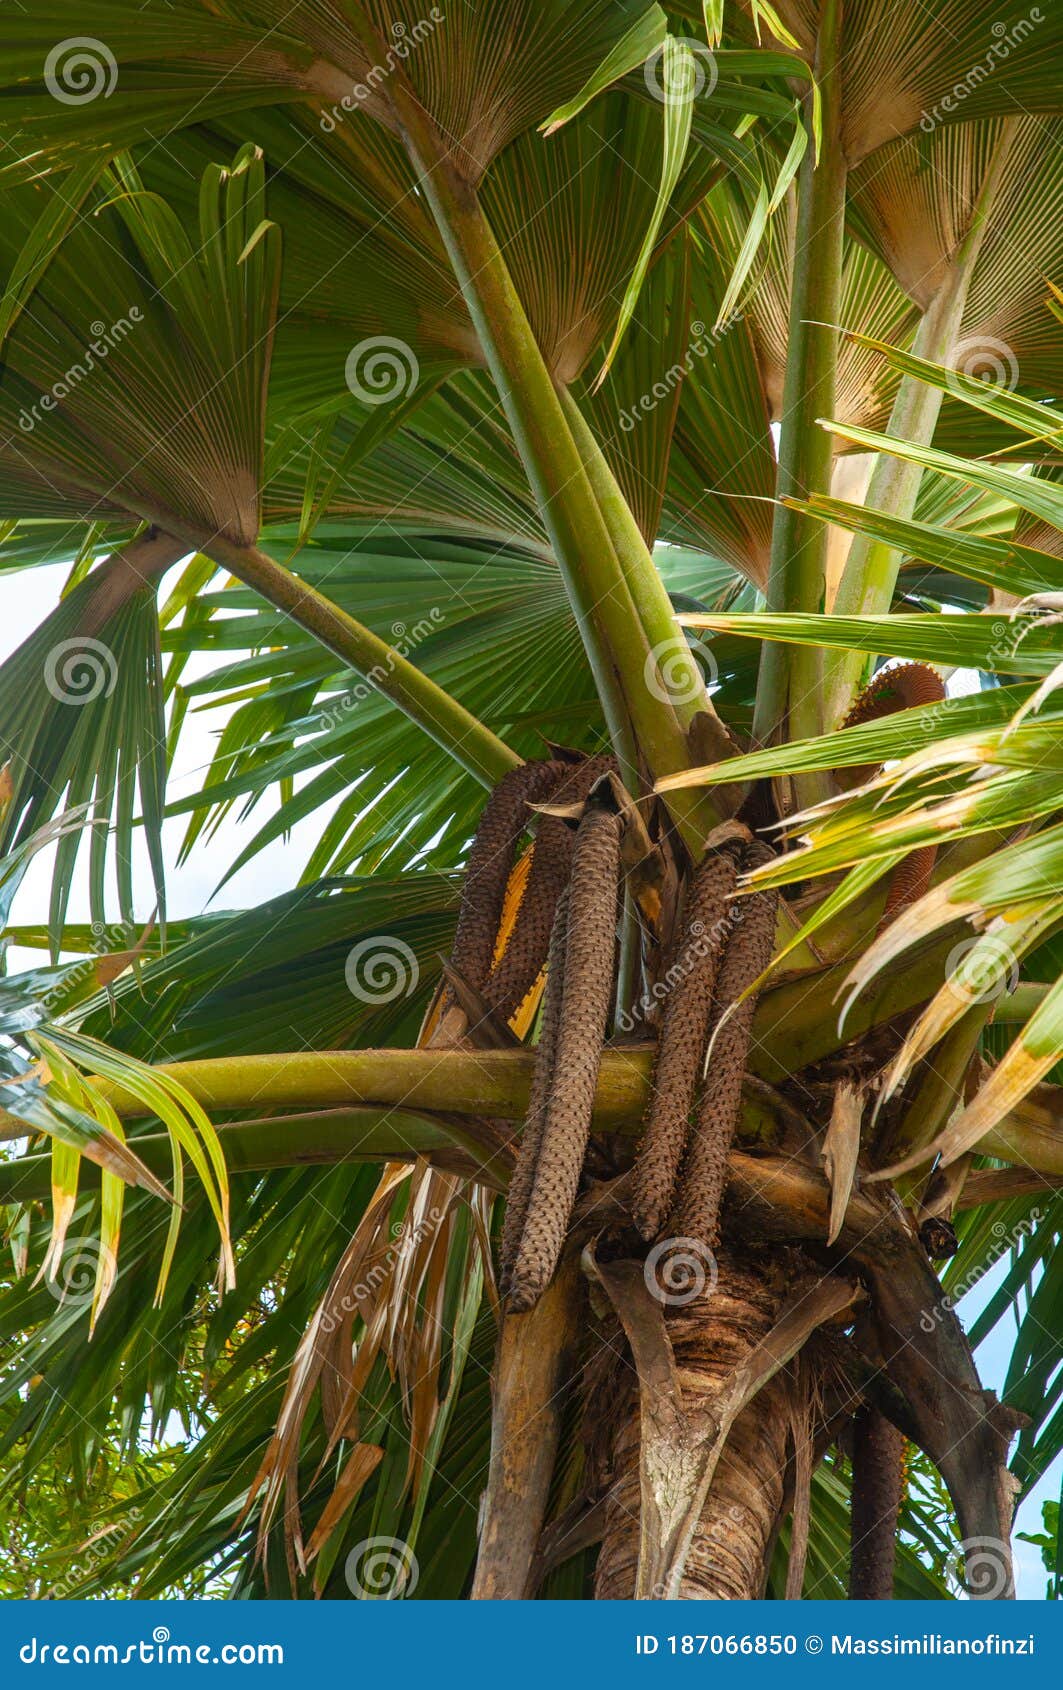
841, 664, 946, 932
484, 756, 617, 1024
507, 806, 622, 1311
839, 662, 946, 787
841, 660, 945, 731
630, 845, 742, 1242
498, 887, 570, 1289
849, 1405, 905, 1599
880, 844, 937, 921
667, 840, 778, 1249
447, 760, 566, 1000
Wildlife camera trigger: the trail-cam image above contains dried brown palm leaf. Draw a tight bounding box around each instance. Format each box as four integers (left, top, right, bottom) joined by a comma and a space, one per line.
821, 1079, 865, 1248
242, 1165, 407, 1575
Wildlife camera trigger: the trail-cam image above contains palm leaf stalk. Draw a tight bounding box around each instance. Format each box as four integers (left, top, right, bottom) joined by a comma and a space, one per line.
319, 5, 731, 843
753, 0, 845, 792
1, 0, 1063, 1608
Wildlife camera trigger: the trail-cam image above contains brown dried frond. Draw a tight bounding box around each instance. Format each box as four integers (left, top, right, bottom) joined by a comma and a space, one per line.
507, 804, 622, 1312
630, 844, 742, 1242
668, 840, 778, 1249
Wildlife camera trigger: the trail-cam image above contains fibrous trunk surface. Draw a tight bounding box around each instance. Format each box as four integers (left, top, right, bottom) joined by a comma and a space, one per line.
594, 1247, 796, 1599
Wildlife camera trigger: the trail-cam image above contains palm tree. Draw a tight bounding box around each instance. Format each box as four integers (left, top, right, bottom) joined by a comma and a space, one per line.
0, 0, 1061, 1601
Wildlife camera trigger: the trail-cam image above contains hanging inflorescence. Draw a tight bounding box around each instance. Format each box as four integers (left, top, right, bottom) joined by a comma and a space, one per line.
444, 756, 782, 1314
632, 835, 777, 1253
445, 755, 617, 1029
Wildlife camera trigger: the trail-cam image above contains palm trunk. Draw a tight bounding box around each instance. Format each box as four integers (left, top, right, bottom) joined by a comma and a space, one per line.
594, 1247, 799, 1600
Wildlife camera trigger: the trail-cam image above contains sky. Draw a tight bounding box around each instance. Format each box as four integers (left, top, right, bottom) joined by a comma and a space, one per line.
0, 560, 1056, 1599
